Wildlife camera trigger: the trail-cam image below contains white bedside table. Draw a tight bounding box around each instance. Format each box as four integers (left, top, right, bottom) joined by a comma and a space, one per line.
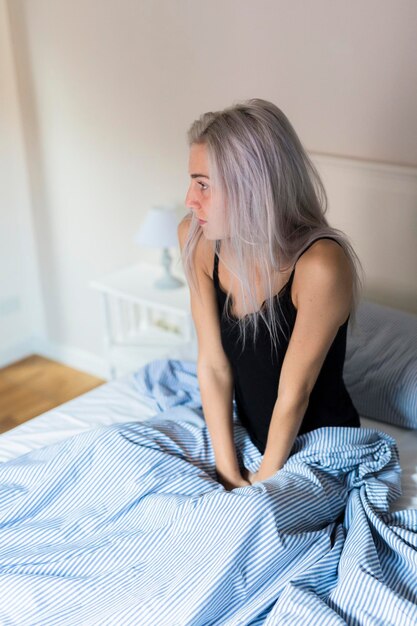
90, 262, 195, 379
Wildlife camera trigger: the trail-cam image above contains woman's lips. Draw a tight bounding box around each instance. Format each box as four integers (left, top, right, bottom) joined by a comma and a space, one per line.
198, 219, 207, 225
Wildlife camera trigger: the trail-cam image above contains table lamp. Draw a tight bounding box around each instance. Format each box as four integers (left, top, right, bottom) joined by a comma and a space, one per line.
134, 205, 185, 289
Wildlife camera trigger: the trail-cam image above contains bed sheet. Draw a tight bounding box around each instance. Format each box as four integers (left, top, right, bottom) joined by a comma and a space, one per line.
0, 358, 416, 513
0, 358, 416, 625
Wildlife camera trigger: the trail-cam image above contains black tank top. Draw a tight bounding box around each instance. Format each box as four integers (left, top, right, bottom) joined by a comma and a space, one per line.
213, 237, 360, 454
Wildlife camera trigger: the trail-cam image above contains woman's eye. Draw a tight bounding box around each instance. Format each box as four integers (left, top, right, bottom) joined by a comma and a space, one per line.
198, 182, 208, 191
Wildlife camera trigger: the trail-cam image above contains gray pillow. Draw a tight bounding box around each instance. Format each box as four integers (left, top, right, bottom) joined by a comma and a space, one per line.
344, 300, 417, 429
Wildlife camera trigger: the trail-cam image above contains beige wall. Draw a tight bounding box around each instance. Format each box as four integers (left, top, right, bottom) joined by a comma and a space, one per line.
1, 0, 416, 374
0, 0, 45, 365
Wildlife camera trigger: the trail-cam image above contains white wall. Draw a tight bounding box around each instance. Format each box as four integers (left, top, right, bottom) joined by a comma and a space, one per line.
1, 0, 416, 375
0, 0, 45, 366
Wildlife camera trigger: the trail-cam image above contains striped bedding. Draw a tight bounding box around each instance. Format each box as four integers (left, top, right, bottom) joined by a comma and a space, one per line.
0, 359, 416, 625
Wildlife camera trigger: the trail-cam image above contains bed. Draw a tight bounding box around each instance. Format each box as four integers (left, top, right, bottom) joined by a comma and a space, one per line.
0, 298, 416, 625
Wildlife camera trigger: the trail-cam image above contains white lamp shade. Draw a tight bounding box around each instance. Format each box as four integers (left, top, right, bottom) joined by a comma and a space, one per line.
134, 206, 179, 248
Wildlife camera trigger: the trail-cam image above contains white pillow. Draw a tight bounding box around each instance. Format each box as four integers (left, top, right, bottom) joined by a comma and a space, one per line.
344, 300, 417, 429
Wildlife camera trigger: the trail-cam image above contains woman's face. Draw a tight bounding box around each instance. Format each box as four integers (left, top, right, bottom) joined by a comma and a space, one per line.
185, 143, 229, 240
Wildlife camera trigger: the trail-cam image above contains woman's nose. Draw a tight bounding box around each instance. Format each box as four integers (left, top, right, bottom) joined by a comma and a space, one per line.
185, 187, 199, 209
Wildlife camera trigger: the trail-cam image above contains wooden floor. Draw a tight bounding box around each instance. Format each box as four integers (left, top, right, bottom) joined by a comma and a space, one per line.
0, 355, 106, 435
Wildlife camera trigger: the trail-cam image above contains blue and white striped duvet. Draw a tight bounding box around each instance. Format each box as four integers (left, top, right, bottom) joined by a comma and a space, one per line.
0, 359, 416, 625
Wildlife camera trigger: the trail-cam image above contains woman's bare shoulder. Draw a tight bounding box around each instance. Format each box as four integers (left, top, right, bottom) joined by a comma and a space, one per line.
177, 215, 192, 246
299, 239, 351, 272
295, 238, 350, 272
178, 216, 215, 279
292, 239, 353, 310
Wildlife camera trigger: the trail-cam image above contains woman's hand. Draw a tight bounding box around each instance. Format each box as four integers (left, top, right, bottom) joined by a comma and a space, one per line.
216, 469, 251, 491
242, 467, 278, 484
241, 467, 260, 485
216, 465, 272, 490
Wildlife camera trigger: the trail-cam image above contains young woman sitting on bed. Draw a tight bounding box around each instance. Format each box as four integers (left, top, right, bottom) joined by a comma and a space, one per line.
178, 98, 364, 491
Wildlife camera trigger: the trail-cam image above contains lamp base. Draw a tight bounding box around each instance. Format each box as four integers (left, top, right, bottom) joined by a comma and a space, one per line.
154, 273, 185, 289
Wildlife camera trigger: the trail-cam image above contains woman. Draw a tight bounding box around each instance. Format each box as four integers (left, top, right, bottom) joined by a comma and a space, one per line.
178, 98, 363, 491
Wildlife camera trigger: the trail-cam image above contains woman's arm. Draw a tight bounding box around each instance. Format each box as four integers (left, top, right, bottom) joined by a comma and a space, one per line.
198, 363, 248, 487
178, 220, 250, 489
254, 240, 354, 483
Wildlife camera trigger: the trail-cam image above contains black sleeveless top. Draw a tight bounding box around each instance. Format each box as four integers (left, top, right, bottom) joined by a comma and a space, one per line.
213, 237, 360, 454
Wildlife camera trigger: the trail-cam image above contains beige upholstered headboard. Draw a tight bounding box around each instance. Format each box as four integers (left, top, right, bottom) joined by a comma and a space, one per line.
312, 154, 417, 315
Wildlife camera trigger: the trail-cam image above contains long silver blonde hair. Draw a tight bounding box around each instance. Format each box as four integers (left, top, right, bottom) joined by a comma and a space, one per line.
180, 98, 364, 355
